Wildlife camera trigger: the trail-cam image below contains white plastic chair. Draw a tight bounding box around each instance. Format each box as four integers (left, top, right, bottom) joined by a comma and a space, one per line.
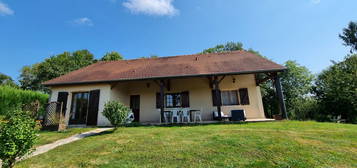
181, 108, 191, 123
126, 111, 135, 123
213, 110, 230, 120
171, 109, 181, 123
158, 109, 169, 123
194, 108, 202, 123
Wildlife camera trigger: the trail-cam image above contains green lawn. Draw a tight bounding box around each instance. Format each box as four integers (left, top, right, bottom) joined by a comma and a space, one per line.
18, 121, 357, 168
36, 128, 95, 147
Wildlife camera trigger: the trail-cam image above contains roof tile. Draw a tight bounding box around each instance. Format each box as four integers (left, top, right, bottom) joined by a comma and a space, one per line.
43, 51, 286, 86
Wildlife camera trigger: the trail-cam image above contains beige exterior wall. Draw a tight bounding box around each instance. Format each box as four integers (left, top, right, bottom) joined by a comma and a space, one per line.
111, 74, 266, 123
49, 74, 266, 126
49, 84, 111, 126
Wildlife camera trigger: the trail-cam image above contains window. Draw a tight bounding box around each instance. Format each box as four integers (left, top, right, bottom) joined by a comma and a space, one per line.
212, 88, 250, 106
70, 92, 89, 124
156, 91, 189, 108
221, 90, 239, 105
165, 93, 182, 108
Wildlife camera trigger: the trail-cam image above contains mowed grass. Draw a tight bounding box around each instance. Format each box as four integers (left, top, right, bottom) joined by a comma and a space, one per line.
18, 121, 357, 168
36, 128, 95, 147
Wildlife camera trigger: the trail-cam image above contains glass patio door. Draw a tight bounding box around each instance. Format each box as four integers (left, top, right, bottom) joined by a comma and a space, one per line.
69, 92, 89, 124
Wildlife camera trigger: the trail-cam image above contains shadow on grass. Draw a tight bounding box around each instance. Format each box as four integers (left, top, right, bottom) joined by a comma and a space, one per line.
88, 129, 116, 137
89, 122, 250, 138
124, 121, 249, 128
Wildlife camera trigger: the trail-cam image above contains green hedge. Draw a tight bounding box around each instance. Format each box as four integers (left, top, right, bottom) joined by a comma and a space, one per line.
0, 86, 49, 115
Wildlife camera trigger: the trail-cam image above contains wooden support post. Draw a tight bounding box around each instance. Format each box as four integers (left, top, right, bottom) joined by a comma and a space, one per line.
213, 76, 222, 119
274, 75, 288, 119
159, 80, 165, 122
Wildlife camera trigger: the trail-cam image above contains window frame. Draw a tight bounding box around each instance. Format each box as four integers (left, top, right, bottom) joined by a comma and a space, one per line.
165, 93, 182, 108
220, 90, 240, 106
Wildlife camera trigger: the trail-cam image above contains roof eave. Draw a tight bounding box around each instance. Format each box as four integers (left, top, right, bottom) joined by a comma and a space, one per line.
43, 68, 287, 87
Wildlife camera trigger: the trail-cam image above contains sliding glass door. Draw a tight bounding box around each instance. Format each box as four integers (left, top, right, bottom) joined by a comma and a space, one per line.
69, 92, 89, 124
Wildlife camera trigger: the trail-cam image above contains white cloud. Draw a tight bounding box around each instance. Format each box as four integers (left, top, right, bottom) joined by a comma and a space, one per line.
0, 2, 14, 16
311, 0, 321, 4
123, 0, 179, 16
72, 17, 94, 26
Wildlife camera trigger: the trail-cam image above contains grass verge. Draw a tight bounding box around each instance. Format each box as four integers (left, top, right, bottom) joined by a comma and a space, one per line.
18, 121, 357, 168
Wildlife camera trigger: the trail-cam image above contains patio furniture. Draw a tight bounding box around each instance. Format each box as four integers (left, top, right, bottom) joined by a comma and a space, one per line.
181, 108, 191, 123
164, 111, 171, 123
159, 109, 171, 123
231, 109, 246, 121
192, 109, 202, 123
126, 111, 135, 123
213, 111, 231, 121
171, 109, 181, 123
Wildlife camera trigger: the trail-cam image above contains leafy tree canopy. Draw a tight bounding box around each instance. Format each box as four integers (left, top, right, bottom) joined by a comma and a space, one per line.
101, 51, 123, 61
201, 42, 244, 54
19, 65, 40, 90
140, 54, 159, 59
201, 42, 265, 58
0, 73, 18, 88
280, 61, 315, 119
281, 61, 314, 101
314, 54, 357, 123
339, 21, 357, 53
19, 50, 94, 91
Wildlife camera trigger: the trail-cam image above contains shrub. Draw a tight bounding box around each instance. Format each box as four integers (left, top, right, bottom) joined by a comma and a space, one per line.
102, 101, 130, 128
0, 85, 49, 116
0, 109, 37, 168
288, 98, 319, 120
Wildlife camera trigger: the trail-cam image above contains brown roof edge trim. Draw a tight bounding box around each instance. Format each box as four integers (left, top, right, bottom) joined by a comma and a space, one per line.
43, 68, 287, 87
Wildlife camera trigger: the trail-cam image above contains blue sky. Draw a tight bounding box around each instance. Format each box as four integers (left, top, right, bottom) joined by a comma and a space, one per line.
0, 0, 356, 81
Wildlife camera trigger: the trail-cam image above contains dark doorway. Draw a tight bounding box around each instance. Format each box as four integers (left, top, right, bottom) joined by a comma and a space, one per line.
130, 95, 140, 122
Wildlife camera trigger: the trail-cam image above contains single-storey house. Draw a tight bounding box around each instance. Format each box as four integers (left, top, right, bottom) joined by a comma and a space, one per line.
43, 51, 287, 126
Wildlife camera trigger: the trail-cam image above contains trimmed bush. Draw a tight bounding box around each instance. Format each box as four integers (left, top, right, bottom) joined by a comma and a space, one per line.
0, 109, 37, 168
0, 86, 49, 116
102, 101, 130, 129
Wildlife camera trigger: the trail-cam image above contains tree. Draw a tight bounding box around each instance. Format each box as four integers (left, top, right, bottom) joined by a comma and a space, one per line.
19, 50, 95, 92
0, 73, 17, 88
259, 61, 315, 120
140, 55, 159, 59
247, 48, 264, 58
19, 65, 41, 90
0, 109, 37, 168
314, 54, 357, 123
201, 42, 244, 54
339, 21, 357, 53
280, 61, 315, 119
101, 51, 123, 61
200, 42, 265, 59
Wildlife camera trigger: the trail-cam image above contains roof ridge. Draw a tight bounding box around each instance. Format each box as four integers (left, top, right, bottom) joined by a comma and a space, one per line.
100, 50, 246, 63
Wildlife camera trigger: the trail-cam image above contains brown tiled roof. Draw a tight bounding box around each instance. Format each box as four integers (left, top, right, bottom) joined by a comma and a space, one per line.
43, 51, 286, 86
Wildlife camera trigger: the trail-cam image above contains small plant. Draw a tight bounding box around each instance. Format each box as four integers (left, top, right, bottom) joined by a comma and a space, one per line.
0, 109, 37, 168
102, 101, 130, 129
